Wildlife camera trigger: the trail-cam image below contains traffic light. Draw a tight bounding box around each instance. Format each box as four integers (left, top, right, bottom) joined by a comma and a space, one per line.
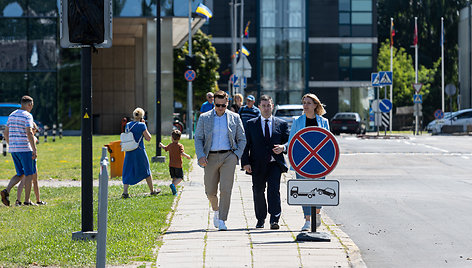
68, 0, 104, 44
185, 55, 195, 70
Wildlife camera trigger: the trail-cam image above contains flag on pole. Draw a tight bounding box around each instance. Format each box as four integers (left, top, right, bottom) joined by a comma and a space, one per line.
413, 19, 418, 46
390, 20, 395, 47
244, 21, 251, 38
195, 3, 213, 20
241, 45, 250, 56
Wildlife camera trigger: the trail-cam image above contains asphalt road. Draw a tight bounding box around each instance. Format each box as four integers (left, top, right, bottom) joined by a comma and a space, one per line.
324, 134, 472, 268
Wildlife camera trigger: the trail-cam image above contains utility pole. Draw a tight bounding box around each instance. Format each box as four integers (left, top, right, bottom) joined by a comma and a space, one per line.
187, 0, 193, 139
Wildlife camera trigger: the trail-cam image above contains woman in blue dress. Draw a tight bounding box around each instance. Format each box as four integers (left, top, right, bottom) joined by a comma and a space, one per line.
122, 107, 161, 198
288, 94, 329, 231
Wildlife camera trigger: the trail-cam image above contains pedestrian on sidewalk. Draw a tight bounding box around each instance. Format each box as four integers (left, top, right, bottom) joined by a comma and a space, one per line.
16, 122, 47, 206
194, 90, 246, 231
200, 92, 214, 114
159, 129, 191, 195
121, 107, 161, 199
1, 96, 37, 207
241, 95, 289, 230
288, 93, 329, 231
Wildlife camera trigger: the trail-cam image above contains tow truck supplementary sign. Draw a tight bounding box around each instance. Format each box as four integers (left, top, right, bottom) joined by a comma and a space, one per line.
287, 179, 339, 206
288, 127, 340, 178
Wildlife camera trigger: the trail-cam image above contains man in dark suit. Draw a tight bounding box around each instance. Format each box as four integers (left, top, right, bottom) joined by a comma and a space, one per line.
241, 95, 289, 229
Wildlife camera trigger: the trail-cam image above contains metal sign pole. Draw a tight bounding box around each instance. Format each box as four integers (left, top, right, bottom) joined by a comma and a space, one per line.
377, 86, 380, 135
187, 0, 193, 139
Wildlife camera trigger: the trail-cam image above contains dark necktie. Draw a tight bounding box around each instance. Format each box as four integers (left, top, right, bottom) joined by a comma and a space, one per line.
264, 119, 270, 142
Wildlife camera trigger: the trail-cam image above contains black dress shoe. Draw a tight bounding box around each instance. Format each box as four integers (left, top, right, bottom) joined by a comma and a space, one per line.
270, 222, 280, 230
256, 220, 264, 228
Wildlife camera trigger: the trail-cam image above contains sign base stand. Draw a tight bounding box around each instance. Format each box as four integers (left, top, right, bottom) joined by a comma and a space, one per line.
296, 231, 331, 242
295, 207, 331, 242
72, 231, 97, 241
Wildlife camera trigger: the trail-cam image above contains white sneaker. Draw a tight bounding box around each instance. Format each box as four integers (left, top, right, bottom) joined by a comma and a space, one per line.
316, 214, 321, 228
213, 211, 219, 228
302, 221, 311, 231
218, 220, 227, 231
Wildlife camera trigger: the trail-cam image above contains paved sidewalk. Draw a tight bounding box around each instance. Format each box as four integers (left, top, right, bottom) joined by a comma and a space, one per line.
156, 158, 366, 267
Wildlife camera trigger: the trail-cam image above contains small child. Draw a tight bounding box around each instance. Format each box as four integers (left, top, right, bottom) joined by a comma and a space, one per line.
159, 130, 191, 195
16, 122, 46, 206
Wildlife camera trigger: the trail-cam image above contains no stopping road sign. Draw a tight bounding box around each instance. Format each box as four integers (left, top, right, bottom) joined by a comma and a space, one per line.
288, 127, 340, 178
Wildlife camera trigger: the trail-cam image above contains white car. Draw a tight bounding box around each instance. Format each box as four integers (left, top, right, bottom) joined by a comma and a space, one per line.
273, 104, 303, 130
426, 108, 472, 134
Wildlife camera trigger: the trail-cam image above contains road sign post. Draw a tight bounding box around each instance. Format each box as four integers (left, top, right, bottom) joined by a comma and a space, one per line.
287, 127, 340, 241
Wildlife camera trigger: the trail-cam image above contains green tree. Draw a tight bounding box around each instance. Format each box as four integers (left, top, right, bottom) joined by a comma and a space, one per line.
174, 30, 220, 111
377, 40, 439, 112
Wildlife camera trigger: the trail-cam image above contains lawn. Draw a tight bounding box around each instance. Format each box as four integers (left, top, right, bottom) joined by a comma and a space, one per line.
0, 135, 195, 267
0, 135, 195, 182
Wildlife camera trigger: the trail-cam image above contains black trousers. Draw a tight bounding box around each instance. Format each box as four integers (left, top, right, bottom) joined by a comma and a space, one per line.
251, 162, 282, 223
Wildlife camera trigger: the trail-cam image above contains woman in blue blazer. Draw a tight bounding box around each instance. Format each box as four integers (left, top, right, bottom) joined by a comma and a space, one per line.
288, 93, 329, 231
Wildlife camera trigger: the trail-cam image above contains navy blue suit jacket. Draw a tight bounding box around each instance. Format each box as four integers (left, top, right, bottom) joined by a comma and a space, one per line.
241, 116, 289, 175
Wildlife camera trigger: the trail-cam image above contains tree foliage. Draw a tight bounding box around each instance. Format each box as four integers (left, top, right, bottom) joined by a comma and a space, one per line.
174, 30, 221, 111
377, 0, 465, 121
377, 40, 439, 110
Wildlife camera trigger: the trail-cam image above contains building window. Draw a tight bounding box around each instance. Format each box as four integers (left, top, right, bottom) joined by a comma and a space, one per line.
260, 0, 305, 104
338, 0, 372, 36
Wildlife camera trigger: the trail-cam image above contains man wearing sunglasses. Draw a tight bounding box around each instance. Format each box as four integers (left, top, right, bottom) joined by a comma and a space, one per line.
195, 90, 246, 231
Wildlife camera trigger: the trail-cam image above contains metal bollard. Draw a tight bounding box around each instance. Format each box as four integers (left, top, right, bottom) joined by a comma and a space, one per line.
96, 147, 109, 268
2, 136, 6, 157
59, 123, 63, 139
52, 124, 56, 142
44, 125, 48, 142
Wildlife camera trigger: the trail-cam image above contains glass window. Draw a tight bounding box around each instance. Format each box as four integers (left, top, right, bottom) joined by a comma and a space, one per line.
352, 12, 372, 24
28, 0, 57, 17
1, 1, 25, 17
0, 19, 27, 71
351, 44, 371, 55
29, 72, 57, 126
339, 25, 350, 36
115, 0, 157, 17
261, 29, 276, 58
339, 44, 350, 55
352, 0, 372, 12
339, 0, 350, 11
339, 56, 350, 67
161, 0, 174, 17
288, 60, 302, 82
0, 73, 27, 101
286, 29, 303, 58
287, 0, 304, 27
351, 56, 372, 68
339, 12, 350, 24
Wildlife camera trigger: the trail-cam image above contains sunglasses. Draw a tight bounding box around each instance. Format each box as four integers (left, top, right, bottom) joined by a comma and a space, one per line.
215, 104, 227, 108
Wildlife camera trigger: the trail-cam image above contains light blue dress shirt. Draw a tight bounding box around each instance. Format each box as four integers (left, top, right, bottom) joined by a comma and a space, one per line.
210, 110, 231, 151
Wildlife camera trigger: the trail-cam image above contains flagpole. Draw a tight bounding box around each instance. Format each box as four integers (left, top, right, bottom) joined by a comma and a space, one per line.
239, 0, 245, 95
414, 17, 419, 135
441, 17, 445, 112
390, 17, 393, 133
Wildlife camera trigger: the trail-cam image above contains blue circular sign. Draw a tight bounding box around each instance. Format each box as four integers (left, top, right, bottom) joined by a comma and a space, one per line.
379, 99, 392, 113
288, 127, 340, 178
184, 70, 196, 82
434, 109, 444, 120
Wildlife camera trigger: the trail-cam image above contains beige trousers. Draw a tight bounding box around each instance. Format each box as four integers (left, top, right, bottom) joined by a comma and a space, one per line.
204, 151, 237, 221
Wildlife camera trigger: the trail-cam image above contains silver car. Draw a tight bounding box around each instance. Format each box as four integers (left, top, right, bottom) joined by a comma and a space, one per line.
273, 104, 304, 130
426, 108, 472, 134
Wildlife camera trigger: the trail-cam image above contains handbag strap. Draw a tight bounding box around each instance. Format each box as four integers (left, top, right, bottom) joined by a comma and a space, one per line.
126, 122, 144, 146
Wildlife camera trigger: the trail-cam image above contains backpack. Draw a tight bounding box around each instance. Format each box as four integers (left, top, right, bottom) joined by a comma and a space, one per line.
120, 122, 143, 152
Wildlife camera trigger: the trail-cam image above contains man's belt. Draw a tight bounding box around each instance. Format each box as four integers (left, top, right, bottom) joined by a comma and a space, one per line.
209, 150, 231, 154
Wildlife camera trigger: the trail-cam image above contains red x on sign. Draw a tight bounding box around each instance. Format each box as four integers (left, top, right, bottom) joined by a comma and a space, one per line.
288, 127, 340, 178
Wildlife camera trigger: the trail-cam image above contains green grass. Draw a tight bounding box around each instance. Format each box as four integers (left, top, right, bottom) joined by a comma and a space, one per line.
0, 135, 195, 267
0, 135, 195, 181
0, 185, 175, 267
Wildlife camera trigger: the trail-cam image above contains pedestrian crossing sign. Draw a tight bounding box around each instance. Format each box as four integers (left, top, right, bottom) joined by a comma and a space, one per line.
379, 71, 393, 86
371, 73, 380, 87
413, 94, 423, 103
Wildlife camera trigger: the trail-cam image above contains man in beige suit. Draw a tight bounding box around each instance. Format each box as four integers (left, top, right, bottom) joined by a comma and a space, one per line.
194, 90, 246, 230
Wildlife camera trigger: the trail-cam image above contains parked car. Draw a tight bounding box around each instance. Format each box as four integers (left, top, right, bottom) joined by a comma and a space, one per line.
273, 104, 303, 130
330, 112, 366, 135
0, 103, 21, 138
426, 108, 472, 134
0, 103, 44, 139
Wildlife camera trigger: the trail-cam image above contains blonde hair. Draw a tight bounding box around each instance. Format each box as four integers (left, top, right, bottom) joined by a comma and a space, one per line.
133, 107, 145, 121
234, 93, 243, 103
302, 93, 326, 116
